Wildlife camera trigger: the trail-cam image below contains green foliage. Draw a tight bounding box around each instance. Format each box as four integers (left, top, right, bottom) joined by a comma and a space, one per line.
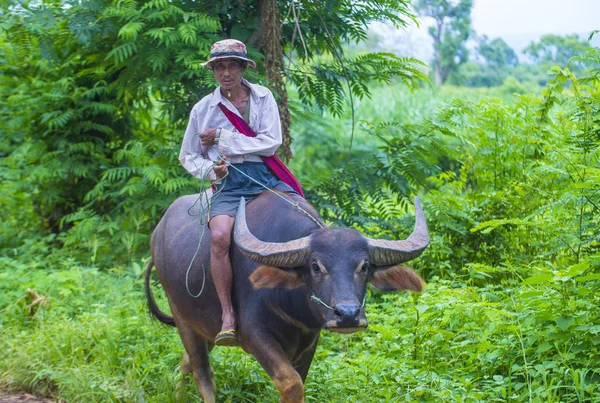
524, 34, 591, 68
289, 53, 428, 117
0, 1, 132, 235
0, 0, 427, 263
282, 0, 415, 58
451, 36, 519, 88
2, 253, 599, 402
452, 33, 594, 90
414, 0, 473, 85
447, 61, 504, 87
0, 0, 216, 263
280, 0, 426, 116
478, 36, 519, 69
60, 132, 198, 266
450, 60, 553, 90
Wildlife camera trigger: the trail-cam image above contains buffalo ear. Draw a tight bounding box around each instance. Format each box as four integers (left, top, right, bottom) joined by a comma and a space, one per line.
369, 265, 425, 292
249, 265, 304, 290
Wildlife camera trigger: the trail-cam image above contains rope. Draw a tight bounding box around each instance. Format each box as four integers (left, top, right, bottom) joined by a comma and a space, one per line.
184, 151, 227, 298
309, 285, 367, 310
184, 134, 323, 298
212, 148, 324, 230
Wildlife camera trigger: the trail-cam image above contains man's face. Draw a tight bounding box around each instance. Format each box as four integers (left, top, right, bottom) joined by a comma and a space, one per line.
212, 58, 246, 90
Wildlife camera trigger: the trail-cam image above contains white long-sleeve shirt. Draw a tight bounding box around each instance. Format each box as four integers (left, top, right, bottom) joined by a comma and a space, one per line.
179, 79, 282, 182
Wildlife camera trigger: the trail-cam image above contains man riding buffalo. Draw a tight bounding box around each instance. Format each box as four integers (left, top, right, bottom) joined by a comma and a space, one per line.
148, 37, 430, 402
178, 39, 303, 346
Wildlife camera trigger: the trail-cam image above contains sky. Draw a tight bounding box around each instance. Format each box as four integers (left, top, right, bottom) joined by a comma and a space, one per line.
471, 0, 600, 53
472, 0, 599, 38
370, 0, 599, 62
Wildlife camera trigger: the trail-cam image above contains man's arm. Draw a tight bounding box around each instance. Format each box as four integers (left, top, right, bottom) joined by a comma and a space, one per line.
179, 108, 218, 181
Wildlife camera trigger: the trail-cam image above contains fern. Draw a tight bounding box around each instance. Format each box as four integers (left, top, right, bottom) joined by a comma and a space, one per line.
102, 167, 139, 182
105, 41, 138, 64
147, 50, 169, 72
177, 23, 196, 45
145, 27, 175, 43
141, 165, 167, 186
118, 21, 145, 41
289, 53, 427, 117
161, 177, 194, 194
47, 110, 76, 130
119, 177, 146, 197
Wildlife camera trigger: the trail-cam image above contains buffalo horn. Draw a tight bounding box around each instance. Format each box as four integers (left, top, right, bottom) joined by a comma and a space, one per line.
367, 197, 430, 266
234, 197, 311, 268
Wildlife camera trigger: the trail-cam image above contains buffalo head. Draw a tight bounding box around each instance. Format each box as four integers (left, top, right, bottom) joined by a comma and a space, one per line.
233, 197, 429, 333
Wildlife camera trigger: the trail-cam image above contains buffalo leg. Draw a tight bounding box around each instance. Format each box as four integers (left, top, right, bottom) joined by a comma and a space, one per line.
175, 323, 216, 402
247, 336, 304, 403
293, 336, 319, 382
176, 352, 191, 400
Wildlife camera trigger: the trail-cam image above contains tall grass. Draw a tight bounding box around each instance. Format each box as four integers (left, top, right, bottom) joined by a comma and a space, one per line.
2, 252, 599, 402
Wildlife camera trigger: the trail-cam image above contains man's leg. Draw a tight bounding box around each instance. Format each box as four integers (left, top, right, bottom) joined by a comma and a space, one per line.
209, 214, 237, 345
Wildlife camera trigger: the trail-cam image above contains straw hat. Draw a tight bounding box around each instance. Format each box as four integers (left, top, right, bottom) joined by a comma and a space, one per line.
202, 39, 257, 69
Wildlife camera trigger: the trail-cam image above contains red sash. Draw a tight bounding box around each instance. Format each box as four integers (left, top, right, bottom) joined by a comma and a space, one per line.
218, 103, 305, 197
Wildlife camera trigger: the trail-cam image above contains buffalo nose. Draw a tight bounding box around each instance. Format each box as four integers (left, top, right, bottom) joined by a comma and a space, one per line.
334, 304, 361, 326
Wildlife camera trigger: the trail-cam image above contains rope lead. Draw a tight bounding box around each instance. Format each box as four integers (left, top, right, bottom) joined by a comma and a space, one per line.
309, 286, 367, 311
184, 138, 323, 298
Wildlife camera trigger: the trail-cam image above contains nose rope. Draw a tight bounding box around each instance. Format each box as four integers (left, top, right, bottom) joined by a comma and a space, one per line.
308, 286, 367, 310
308, 286, 335, 310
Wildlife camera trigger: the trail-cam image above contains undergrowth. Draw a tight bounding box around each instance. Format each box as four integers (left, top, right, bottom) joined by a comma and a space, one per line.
1, 253, 599, 402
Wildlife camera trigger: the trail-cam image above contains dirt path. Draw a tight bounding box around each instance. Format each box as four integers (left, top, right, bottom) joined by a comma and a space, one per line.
0, 391, 53, 403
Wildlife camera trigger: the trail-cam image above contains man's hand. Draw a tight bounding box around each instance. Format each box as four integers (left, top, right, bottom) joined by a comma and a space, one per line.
213, 156, 228, 179
200, 128, 218, 147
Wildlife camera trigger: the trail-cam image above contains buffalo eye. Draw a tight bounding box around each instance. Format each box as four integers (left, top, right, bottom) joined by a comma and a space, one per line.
311, 261, 321, 274
360, 261, 369, 273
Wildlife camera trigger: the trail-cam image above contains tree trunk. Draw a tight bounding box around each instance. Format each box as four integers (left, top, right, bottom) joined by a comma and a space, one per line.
433, 19, 443, 86
433, 53, 443, 86
260, 0, 293, 161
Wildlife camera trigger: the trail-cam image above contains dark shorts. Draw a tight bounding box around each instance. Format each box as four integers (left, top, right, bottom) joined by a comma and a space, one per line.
208, 162, 296, 220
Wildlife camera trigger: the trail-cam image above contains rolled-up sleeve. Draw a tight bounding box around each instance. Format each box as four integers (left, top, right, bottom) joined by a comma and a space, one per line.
179, 108, 217, 181
217, 92, 282, 157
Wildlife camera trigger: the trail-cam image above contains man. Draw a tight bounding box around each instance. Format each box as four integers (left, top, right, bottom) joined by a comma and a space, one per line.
179, 39, 302, 346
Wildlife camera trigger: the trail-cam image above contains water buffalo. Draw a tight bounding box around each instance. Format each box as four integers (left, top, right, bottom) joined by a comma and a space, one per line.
145, 189, 429, 402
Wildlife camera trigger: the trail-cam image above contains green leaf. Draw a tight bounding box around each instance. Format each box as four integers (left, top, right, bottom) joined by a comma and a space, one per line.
576, 274, 600, 282
537, 342, 552, 353
177, 23, 196, 45
470, 218, 532, 234
523, 273, 554, 285
555, 316, 575, 331
415, 304, 429, 315
519, 291, 544, 299
563, 261, 590, 277
368, 324, 395, 339
118, 22, 144, 40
